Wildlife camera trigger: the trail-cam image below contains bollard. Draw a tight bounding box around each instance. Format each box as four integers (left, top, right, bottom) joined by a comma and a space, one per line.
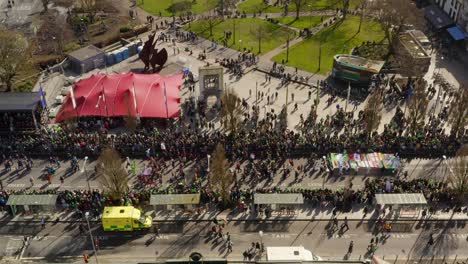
442, 255, 446, 263
431, 255, 434, 263
453, 255, 457, 264
395, 255, 398, 262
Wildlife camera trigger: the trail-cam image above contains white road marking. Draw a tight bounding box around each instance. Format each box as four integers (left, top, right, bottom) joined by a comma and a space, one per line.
6, 183, 26, 188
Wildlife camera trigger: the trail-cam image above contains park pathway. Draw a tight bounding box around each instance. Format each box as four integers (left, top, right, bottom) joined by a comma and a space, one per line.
131, 3, 343, 82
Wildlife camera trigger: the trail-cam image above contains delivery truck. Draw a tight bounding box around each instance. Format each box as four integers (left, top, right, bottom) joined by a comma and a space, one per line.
102, 206, 152, 231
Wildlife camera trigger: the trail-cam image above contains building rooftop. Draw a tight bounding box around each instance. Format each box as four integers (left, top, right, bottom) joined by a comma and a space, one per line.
399, 33, 430, 58
254, 193, 304, 205
68, 45, 104, 61
0, 92, 40, 112
408, 30, 430, 46
150, 194, 201, 205
334, 54, 385, 73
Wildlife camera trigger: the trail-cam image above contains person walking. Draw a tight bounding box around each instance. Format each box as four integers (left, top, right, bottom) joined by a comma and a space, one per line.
40, 218, 46, 229
341, 216, 349, 232
348, 240, 353, 253
227, 240, 233, 253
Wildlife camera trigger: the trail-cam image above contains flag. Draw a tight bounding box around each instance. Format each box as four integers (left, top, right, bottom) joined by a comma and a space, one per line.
131, 160, 137, 176
346, 82, 351, 104
70, 86, 77, 109
163, 82, 169, 118
38, 86, 47, 108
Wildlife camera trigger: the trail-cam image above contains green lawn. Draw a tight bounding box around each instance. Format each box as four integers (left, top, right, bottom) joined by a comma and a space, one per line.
237, 0, 361, 14
275, 16, 328, 30
272, 16, 385, 74
185, 18, 295, 54
138, 0, 218, 17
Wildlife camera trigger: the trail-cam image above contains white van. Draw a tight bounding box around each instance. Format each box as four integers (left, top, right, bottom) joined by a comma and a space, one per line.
266, 246, 322, 262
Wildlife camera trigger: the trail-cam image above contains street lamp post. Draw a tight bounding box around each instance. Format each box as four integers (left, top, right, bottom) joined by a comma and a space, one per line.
442, 155, 455, 183
258, 230, 264, 254
81, 156, 90, 191
85, 212, 99, 264
207, 155, 211, 173
322, 155, 328, 188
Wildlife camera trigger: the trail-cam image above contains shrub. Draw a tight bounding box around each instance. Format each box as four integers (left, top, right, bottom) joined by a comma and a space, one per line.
15, 80, 33, 92
120, 26, 132, 33
64, 42, 81, 53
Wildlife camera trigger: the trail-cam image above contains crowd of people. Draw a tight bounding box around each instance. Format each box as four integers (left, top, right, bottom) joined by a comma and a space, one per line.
0, 112, 461, 162
0, 175, 464, 219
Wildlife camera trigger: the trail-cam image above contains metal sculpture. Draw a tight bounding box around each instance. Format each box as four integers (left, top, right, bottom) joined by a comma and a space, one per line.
139, 33, 168, 72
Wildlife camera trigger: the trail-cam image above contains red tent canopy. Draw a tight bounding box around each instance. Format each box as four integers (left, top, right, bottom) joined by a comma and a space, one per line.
56, 72, 183, 122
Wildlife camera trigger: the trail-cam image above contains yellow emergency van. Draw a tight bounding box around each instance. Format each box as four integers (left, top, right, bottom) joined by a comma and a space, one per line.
102, 206, 152, 231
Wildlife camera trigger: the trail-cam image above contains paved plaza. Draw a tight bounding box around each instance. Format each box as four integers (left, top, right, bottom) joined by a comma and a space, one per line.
0, 0, 467, 263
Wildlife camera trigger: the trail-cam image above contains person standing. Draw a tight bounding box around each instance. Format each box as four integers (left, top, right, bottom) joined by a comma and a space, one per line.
428, 233, 434, 246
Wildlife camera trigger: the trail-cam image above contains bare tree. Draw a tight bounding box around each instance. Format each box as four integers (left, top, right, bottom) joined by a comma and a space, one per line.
200, 17, 219, 36
339, 0, 350, 20
97, 147, 129, 202
209, 144, 234, 207
362, 89, 384, 137
80, 0, 99, 23
448, 84, 468, 138
0, 29, 29, 91
37, 11, 66, 55
41, 0, 49, 12
448, 145, 468, 204
369, 0, 424, 54
250, 23, 271, 54
292, 0, 307, 19
406, 78, 428, 135
220, 87, 243, 133
357, 0, 368, 33
217, 0, 236, 19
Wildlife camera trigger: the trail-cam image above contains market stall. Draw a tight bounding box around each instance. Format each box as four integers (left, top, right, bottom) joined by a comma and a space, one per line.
375, 193, 428, 232
254, 193, 304, 216
6, 194, 58, 218
150, 193, 200, 213
375, 193, 427, 217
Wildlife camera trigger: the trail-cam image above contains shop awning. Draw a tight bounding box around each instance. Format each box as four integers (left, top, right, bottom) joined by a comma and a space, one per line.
150, 194, 200, 205
254, 193, 304, 205
424, 5, 454, 30
6, 195, 58, 206
375, 193, 427, 206
447, 26, 468, 41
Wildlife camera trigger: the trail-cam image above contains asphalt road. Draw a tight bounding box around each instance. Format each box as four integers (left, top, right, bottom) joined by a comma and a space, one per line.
1, 218, 467, 263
